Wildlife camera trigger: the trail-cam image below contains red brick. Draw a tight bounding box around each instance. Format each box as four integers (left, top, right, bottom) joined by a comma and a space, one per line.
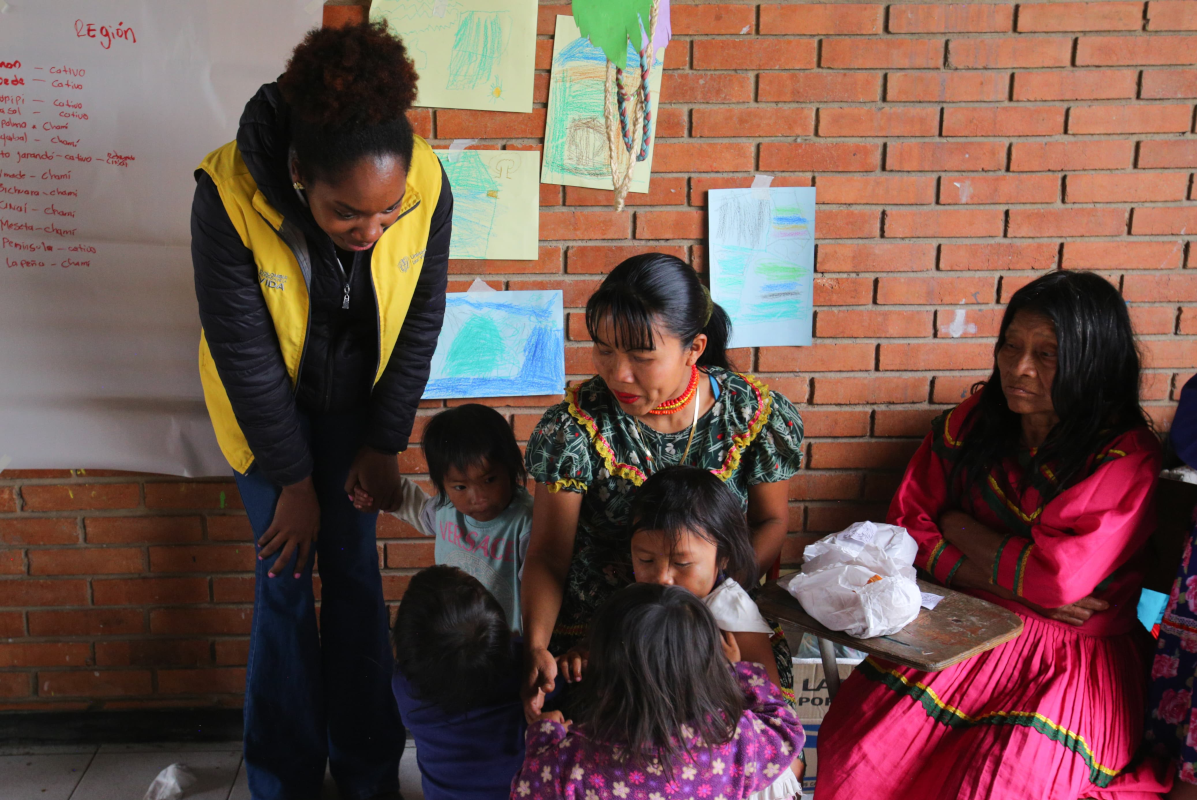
39, 670, 152, 698
0, 643, 91, 667
874, 408, 944, 437
939, 242, 1059, 271
690, 177, 813, 206
0, 469, 76, 479
323, 4, 365, 27
814, 276, 874, 305
767, 377, 811, 404
535, 39, 553, 70
808, 441, 922, 470
0, 578, 87, 607
877, 276, 996, 305
1008, 208, 1128, 237
807, 502, 894, 533
885, 209, 1004, 238
1012, 70, 1139, 100
436, 109, 545, 139
0, 488, 14, 513
788, 472, 863, 501
889, 4, 1013, 33
0, 612, 23, 637
150, 608, 253, 636
760, 143, 881, 172
758, 342, 875, 372
1143, 338, 1197, 368
1149, 1, 1197, 30
1010, 140, 1135, 171
812, 376, 929, 404
1069, 104, 1193, 134
885, 141, 1007, 171
539, 211, 629, 241
818, 107, 940, 137
144, 482, 241, 511
449, 246, 565, 274
0, 519, 79, 545
29, 608, 144, 636
566, 245, 688, 274
1018, 1, 1144, 31
1076, 36, 1197, 65
661, 73, 753, 103
692, 38, 817, 70
1063, 240, 1186, 269
760, 4, 884, 34
407, 109, 432, 140
692, 108, 814, 138
1142, 69, 1197, 98
936, 307, 1004, 338
84, 516, 202, 544
213, 577, 255, 604
215, 639, 251, 666
817, 242, 936, 273
878, 342, 997, 370
533, 73, 549, 104
821, 210, 881, 239
29, 547, 143, 576
95, 640, 211, 668
1180, 307, 1197, 333
1138, 140, 1197, 167
0, 672, 31, 698
1129, 305, 1180, 334
635, 210, 704, 240
655, 108, 687, 138
206, 515, 253, 542
949, 37, 1072, 68
939, 174, 1059, 204
93, 577, 210, 606
817, 176, 936, 205
157, 667, 245, 695
759, 72, 881, 102
864, 471, 907, 503
1000, 274, 1047, 301
671, 4, 756, 34
149, 544, 256, 574
1131, 207, 1197, 234
942, 105, 1066, 136
1067, 172, 1190, 203
0, 549, 22, 575
799, 410, 872, 438
886, 71, 1009, 102
1123, 273, 1197, 301
815, 309, 932, 338
933, 374, 991, 404
565, 180, 686, 208
21, 483, 140, 512
386, 540, 435, 569
654, 142, 755, 173
822, 38, 944, 69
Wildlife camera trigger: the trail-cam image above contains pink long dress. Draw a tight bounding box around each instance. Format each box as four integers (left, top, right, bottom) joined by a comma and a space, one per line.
815, 391, 1169, 800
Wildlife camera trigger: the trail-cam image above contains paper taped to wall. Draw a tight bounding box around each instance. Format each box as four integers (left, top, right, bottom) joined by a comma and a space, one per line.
434, 149, 539, 260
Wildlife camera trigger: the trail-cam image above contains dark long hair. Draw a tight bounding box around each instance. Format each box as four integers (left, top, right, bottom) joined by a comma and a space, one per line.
392, 566, 514, 715
571, 584, 743, 774
585, 253, 732, 370
953, 271, 1149, 498
629, 466, 758, 588
422, 404, 526, 501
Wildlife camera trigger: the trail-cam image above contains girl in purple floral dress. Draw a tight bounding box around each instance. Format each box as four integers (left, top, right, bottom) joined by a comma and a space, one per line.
1146, 374, 1197, 796
512, 584, 804, 800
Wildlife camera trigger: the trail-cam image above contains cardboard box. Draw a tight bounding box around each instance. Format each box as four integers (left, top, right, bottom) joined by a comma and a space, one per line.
792, 658, 861, 793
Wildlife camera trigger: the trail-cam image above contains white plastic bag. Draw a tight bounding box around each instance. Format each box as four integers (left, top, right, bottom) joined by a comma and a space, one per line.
144, 763, 196, 800
783, 521, 922, 638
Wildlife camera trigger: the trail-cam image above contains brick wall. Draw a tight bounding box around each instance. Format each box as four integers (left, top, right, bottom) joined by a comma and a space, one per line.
1, 0, 1194, 711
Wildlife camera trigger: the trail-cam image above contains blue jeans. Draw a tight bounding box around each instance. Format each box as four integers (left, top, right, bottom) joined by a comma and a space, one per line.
233, 409, 403, 800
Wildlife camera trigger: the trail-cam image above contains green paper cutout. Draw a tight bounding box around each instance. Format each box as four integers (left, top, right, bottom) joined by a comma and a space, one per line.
571, 0, 651, 69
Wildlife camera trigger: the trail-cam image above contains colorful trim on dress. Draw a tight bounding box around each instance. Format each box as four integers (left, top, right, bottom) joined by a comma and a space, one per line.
711, 373, 773, 481
992, 534, 1014, 585
546, 477, 588, 494
926, 540, 948, 574
944, 558, 964, 587
860, 658, 1121, 787
1013, 541, 1033, 597
942, 407, 964, 449
564, 383, 649, 486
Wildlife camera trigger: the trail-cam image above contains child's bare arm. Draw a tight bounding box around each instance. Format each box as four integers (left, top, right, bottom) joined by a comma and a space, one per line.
732, 631, 782, 689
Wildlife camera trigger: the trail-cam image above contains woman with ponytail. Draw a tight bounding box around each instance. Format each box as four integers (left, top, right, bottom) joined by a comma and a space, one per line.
520, 254, 805, 720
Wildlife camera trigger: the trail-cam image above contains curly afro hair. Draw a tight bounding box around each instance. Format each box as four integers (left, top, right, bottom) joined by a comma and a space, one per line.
278, 21, 420, 182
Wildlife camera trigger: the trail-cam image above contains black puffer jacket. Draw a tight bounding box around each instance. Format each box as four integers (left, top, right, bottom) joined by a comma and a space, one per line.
191, 84, 452, 485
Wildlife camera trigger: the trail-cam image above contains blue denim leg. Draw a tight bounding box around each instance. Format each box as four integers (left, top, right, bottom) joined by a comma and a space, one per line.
233, 408, 403, 800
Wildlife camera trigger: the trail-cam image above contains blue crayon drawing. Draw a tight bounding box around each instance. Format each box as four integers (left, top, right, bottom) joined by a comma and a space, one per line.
423, 291, 565, 399
439, 150, 501, 258
446, 10, 509, 91
708, 187, 816, 348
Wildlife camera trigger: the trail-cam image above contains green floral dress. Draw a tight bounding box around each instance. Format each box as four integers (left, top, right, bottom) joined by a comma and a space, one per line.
526, 367, 805, 702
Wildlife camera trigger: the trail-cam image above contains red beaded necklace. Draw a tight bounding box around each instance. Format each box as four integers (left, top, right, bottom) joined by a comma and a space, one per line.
648, 366, 699, 415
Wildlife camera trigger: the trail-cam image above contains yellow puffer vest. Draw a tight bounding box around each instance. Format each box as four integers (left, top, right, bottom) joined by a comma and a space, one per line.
196, 135, 443, 474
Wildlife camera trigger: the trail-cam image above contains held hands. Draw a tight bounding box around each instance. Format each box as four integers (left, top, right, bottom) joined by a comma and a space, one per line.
523, 646, 558, 724
258, 476, 320, 579
344, 446, 403, 513
556, 646, 588, 684
1026, 595, 1110, 627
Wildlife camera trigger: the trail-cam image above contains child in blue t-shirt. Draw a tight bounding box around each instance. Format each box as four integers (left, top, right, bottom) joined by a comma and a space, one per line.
392, 565, 552, 800
353, 403, 532, 632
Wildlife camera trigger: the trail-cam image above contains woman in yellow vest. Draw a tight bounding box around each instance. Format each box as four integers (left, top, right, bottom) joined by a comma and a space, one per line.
191, 23, 451, 800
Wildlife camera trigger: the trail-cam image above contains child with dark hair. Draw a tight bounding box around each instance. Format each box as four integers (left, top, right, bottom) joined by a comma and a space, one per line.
392, 565, 543, 800
513, 583, 804, 800
355, 403, 531, 630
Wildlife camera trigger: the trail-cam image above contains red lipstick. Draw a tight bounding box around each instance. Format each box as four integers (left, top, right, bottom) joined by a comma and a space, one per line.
612, 390, 640, 404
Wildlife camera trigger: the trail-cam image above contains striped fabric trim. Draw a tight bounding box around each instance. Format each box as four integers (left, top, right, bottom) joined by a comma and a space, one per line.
1013, 541, 1033, 597
546, 478, 588, 494
944, 558, 964, 588
860, 659, 1121, 787
1161, 614, 1197, 637
992, 534, 1014, 585
926, 540, 948, 575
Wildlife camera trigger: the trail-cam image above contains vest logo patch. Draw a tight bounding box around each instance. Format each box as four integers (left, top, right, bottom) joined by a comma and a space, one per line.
258, 269, 288, 291
400, 248, 426, 273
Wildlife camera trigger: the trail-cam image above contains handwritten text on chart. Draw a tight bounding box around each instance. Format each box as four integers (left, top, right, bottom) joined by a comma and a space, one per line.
74, 21, 137, 50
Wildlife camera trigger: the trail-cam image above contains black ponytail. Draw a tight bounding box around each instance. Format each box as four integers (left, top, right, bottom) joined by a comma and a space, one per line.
584, 253, 732, 370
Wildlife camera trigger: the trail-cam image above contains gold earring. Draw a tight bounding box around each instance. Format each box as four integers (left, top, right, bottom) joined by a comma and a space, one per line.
293, 181, 304, 191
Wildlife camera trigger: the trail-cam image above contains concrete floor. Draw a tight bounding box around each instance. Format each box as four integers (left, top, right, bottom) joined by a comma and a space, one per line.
0, 743, 424, 800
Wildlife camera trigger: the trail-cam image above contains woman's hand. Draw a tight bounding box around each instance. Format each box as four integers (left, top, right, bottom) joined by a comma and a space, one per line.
344, 446, 403, 513
523, 646, 558, 723
720, 629, 741, 664
1026, 595, 1110, 627
556, 646, 588, 684
258, 476, 320, 578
